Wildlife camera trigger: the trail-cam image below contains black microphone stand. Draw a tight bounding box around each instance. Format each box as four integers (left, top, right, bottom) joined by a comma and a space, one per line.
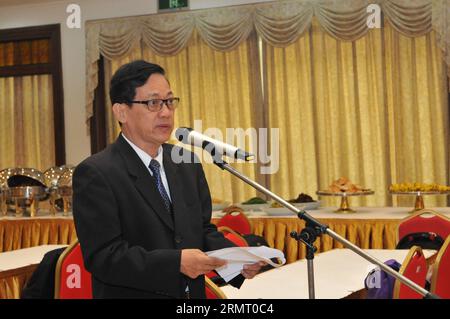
212, 156, 439, 299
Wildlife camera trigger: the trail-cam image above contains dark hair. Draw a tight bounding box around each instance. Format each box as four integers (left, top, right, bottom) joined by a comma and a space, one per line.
109, 60, 165, 106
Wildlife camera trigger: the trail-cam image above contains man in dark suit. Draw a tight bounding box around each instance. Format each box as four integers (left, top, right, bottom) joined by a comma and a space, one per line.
72, 60, 263, 298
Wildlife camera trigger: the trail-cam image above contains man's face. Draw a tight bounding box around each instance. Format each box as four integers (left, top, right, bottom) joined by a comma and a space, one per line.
120, 73, 175, 148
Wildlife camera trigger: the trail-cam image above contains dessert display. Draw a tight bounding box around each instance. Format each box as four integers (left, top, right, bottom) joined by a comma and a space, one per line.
389, 183, 450, 192
326, 177, 370, 193
211, 198, 231, 211
241, 197, 267, 205
289, 193, 316, 203
270, 201, 283, 208
238, 196, 269, 211
268, 193, 320, 209
264, 192, 321, 214
317, 177, 374, 213
389, 182, 450, 213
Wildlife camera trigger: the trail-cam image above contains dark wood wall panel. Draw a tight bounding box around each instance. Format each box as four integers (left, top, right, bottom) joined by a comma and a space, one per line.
0, 24, 65, 165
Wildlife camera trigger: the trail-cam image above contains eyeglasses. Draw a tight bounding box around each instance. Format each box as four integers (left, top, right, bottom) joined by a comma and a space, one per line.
129, 97, 180, 112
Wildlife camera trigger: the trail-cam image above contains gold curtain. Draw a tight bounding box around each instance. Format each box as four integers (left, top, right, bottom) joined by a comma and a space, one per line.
265, 20, 449, 207
86, 0, 450, 124
0, 75, 55, 170
384, 21, 449, 207
103, 31, 262, 203
0, 265, 37, 299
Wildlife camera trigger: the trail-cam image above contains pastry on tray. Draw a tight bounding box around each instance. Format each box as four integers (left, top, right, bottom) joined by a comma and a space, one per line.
326, 177, 369, 193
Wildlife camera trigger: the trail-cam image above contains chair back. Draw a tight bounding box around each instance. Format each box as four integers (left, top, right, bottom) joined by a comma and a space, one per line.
393, 246, 428, 299
216, 210, 251, 235
218, 226, 248, 247
431, 236, 450, 298
398, 210, 450, 243
205, 276, 227, 299
54, 240, 92, 299
205, 227, 248, 287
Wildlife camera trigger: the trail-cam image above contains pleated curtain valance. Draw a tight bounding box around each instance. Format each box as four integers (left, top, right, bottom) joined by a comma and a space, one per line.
85, 0, 450, 123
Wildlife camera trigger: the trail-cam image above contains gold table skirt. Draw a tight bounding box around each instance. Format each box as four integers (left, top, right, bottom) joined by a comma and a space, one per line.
0, 217, 397, 260
0, 265, 37, 299
213, 217, 399, 264
0, 217, 400, 263
0, 218, 77, 253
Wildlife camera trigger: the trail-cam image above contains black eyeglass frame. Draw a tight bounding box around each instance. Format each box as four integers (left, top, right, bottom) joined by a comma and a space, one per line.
129, 97, 180, 112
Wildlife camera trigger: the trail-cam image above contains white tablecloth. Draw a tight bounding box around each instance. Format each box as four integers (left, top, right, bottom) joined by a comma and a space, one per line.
0, 245, 67, 272
221, 248, 435, 299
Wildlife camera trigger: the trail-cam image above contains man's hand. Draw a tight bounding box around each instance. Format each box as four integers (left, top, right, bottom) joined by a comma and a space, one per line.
241, 261, 266, 279
180, 249, 227, 279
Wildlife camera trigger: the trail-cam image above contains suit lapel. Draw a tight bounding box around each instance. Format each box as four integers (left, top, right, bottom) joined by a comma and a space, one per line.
115, 135, 174, 231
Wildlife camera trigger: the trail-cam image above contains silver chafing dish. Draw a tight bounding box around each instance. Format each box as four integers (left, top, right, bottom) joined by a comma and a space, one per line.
0, 187, 6, 216
0, 168, 11, 216
4, 168, 48, 217
44, 166, 68, 215
56, 166, 74, 216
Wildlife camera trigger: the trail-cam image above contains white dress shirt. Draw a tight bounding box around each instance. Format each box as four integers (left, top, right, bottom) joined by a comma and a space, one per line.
121, 133, 172, 201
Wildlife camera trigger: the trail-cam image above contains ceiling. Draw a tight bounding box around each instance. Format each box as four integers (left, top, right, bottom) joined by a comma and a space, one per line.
0, 0, 68, 7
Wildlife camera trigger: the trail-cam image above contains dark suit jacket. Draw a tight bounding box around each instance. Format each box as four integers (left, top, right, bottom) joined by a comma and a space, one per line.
72, 134, 235, 298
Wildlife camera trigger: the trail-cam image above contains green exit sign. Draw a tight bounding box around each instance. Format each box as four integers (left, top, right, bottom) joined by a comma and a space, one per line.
158, 0, 189, 11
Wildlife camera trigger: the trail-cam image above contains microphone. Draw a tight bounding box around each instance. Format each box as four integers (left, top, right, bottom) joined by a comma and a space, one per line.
175, 127, 254, 161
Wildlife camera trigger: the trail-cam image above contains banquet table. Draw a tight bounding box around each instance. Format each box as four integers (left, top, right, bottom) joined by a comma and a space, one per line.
221, 248, 436, 299
211, 206, 450, 263
1, 207, 449, 263
0, 245, 68, 299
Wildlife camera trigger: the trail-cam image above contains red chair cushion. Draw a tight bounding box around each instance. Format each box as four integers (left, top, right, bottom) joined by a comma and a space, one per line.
223, 232, 247, 247
216, 213, 251, 235
399, 214, 450, 241
205, 285, 219, 299
433, 241, 450, 298
59, 244, 92, 299
398, 251, 427, 299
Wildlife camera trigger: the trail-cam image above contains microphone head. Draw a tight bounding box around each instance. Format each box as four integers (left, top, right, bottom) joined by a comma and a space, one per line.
175, 127, 193, 142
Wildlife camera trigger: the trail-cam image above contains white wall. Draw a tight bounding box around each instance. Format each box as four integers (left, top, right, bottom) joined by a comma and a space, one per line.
0, 0, 271, 165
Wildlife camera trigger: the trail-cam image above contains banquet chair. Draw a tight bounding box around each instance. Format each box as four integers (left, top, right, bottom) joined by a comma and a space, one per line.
218, 226, 249, 247
54, 240, 92, 299
205, 276, 227, 299
393, 246, 428, 299
216, 209, 252, 235
430, 236, 450, 298
397, 209, 450, 249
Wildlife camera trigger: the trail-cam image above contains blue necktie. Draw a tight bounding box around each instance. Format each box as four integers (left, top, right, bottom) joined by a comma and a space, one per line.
148, 159, 172, 213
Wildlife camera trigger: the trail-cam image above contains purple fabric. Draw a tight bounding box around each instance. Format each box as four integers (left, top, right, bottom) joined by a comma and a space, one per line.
364, 259, 402, 299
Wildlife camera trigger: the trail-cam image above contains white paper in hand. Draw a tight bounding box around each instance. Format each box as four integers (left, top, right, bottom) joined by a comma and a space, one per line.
206, 246, 286, 283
